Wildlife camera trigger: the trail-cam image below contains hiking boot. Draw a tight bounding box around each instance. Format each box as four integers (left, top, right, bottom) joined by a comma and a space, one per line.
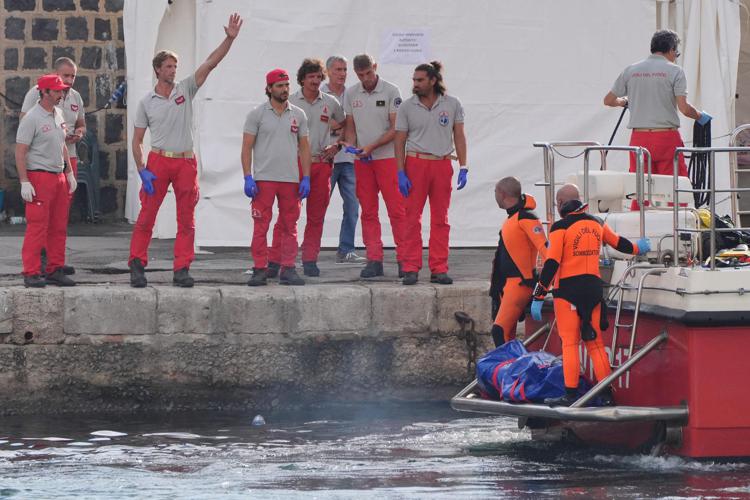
402, 271, 418, 285
360, 260, 384, 278
267, 261, 281, 278
336, 251, 366, 264
279, 266, 305, 286
173, 268, 194, 288
430, 273, 453, 285
129, 258, 147, 288
303, 261, 320, 277
23, 274, 46, 288
46, 268, 76, 287
247, 267, 268, 286
545, 388, 579, 407
61, 264, 75, 275
398, 261, 405, 278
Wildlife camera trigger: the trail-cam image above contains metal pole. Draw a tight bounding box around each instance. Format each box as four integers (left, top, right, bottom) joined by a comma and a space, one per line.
583, 150, 590, 204
571, 331, 668, 408
709, 151, 717, 270
673, 151, 679, 263
628, 268, 667, 357
637, 148, 645, 238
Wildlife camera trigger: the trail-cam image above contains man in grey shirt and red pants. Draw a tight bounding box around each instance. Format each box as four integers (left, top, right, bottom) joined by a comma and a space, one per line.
129, 13, 243, 288
604, 30, 711, 185
242, 68, 312, 286
395, 61, 468, 286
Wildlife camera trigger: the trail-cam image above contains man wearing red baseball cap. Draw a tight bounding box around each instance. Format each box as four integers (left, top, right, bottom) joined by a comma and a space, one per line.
15, 74, 78, 287
129, 13, 243, 288
242, 68, 312, 286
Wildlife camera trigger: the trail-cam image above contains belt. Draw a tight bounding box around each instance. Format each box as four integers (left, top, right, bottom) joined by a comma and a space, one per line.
151, 148, 195, 158
28, 169, 63, 175
406, 151, 455, 161
633, 128, 677, 132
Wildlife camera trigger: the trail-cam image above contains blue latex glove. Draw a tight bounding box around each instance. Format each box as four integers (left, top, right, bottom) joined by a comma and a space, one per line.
697, 111, 712, 126
299, 175, 311, 199
138, 167, 157, 196
243, 174, 258, 199
397, 170, 411, 197
636, 237, 651, 255
345, 145, 372, 162
530, 299, 544, 322
457, 168, 468, 190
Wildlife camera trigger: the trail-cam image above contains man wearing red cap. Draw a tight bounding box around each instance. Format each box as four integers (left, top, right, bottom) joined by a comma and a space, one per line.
343, 54, 406, 279
20, 57, 85, 277
15, 74, 78, 287
129, 13, 243, 288
242, 68, 312, 286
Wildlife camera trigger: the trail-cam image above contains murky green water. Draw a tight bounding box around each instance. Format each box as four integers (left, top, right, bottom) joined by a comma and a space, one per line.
0, 403, 748, 499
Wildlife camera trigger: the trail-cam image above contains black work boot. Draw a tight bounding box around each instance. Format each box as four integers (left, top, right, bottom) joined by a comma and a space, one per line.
46, 268, 76, 287
402, 271, 418, 285
267, 261, 281, 278
23, 274, 46, 288
279, 266, 305, 286
61, 264, 75, 275
302, 261, 320, 277
490, 324, 505, 347
173, 268, 194, 288
545, 388, 579, 407
360, 260, 384, 278
398, 261, 405, 278
430, 273, 453, 285
129, 258, 147, 288
247, 268, 268, 287
599, 387, 616, 407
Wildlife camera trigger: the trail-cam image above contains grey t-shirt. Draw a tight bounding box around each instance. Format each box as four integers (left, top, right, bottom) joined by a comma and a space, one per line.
343, 77, 402, 160
396, 94, 464, 156
16, 103, 67, 173
244, 101, 309, 183
135, 75, 199, 152
290, 90, 344, 157
611, 54, 687, 129
320, 82, 354, 164
22, 85, 85, 157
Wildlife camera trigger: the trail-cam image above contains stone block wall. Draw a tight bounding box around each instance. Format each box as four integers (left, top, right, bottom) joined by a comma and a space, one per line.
0, 0, 126, 220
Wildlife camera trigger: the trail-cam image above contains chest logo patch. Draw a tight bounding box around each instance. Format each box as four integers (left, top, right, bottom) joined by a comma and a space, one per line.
394, 97, 402, 108
70, 104, 79, 112
352, 100, 364, 108
439, 111, 450, 126
291, 117, 299, 134
175, 95, 186, 105
376, 100, 386, 107
41, 124, 52, 133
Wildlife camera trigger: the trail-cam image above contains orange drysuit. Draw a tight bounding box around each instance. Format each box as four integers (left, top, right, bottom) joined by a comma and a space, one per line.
534, 201, 641, 389
489, 194, 548, 346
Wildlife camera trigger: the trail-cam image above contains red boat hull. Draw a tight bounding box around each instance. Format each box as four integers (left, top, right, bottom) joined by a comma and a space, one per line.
525, 310, 750, 458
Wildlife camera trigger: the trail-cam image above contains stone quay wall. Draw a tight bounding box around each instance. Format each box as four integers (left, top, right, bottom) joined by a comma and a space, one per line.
0, 282, 494, 415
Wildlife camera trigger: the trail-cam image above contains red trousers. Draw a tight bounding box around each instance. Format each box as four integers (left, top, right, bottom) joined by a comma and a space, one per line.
129, 152, 199, 270
252, 181, 301, 268
355, 158, 406, 262
554, 297, 612, 389
629, 130, 688, 176
401, 157, 453, 273
493, 277, 533, 342
269, 162, 332, 264
22, 171, 70, 276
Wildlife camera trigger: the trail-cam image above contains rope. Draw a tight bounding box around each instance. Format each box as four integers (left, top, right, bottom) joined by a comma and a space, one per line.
688, 120, 711, 207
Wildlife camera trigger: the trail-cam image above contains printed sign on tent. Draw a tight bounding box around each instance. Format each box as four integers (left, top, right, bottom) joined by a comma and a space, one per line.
380, 28, 431, 64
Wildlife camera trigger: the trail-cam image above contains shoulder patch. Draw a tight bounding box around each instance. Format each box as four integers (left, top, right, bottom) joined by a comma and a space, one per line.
394, 97, 402, 108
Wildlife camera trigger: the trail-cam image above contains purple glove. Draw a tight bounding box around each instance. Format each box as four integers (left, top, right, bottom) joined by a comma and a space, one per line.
457, 168, 468, 190
139, 167, 157, 196
299, 175, 311, 199
345, 145, 372, 162
243, 174, 258, 199
398, 170, 411, 197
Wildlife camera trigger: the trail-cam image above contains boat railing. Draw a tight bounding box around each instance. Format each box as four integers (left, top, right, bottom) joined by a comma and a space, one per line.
729, 124, 750, 224
673, 146, 750, 270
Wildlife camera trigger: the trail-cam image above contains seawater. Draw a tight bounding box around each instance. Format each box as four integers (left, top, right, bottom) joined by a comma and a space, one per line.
0, 403, 748, 499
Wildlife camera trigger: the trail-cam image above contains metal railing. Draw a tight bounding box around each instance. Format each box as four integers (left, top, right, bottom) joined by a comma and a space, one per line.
729, 124, 750, 225
673, 146, 750, 270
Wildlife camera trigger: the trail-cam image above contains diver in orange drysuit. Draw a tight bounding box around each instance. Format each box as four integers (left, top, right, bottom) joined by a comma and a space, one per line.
531, 183, 650, 407
489, 177, 548, 347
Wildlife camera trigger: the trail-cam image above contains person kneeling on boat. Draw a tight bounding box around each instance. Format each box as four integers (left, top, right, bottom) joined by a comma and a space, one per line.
530, 184, 650, 407
489, 177, 548, 346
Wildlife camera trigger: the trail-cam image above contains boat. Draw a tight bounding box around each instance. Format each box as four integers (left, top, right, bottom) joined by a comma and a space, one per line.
452, 126, 750, 458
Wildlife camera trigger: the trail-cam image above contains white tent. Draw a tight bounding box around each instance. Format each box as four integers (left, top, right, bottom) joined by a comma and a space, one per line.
123, 0, 740, 247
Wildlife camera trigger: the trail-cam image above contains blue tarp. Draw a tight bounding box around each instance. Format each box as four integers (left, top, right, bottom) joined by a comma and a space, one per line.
476, 340, 594, 404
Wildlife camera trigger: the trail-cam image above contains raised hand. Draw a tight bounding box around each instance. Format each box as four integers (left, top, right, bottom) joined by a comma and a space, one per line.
224, 13, 243, 39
